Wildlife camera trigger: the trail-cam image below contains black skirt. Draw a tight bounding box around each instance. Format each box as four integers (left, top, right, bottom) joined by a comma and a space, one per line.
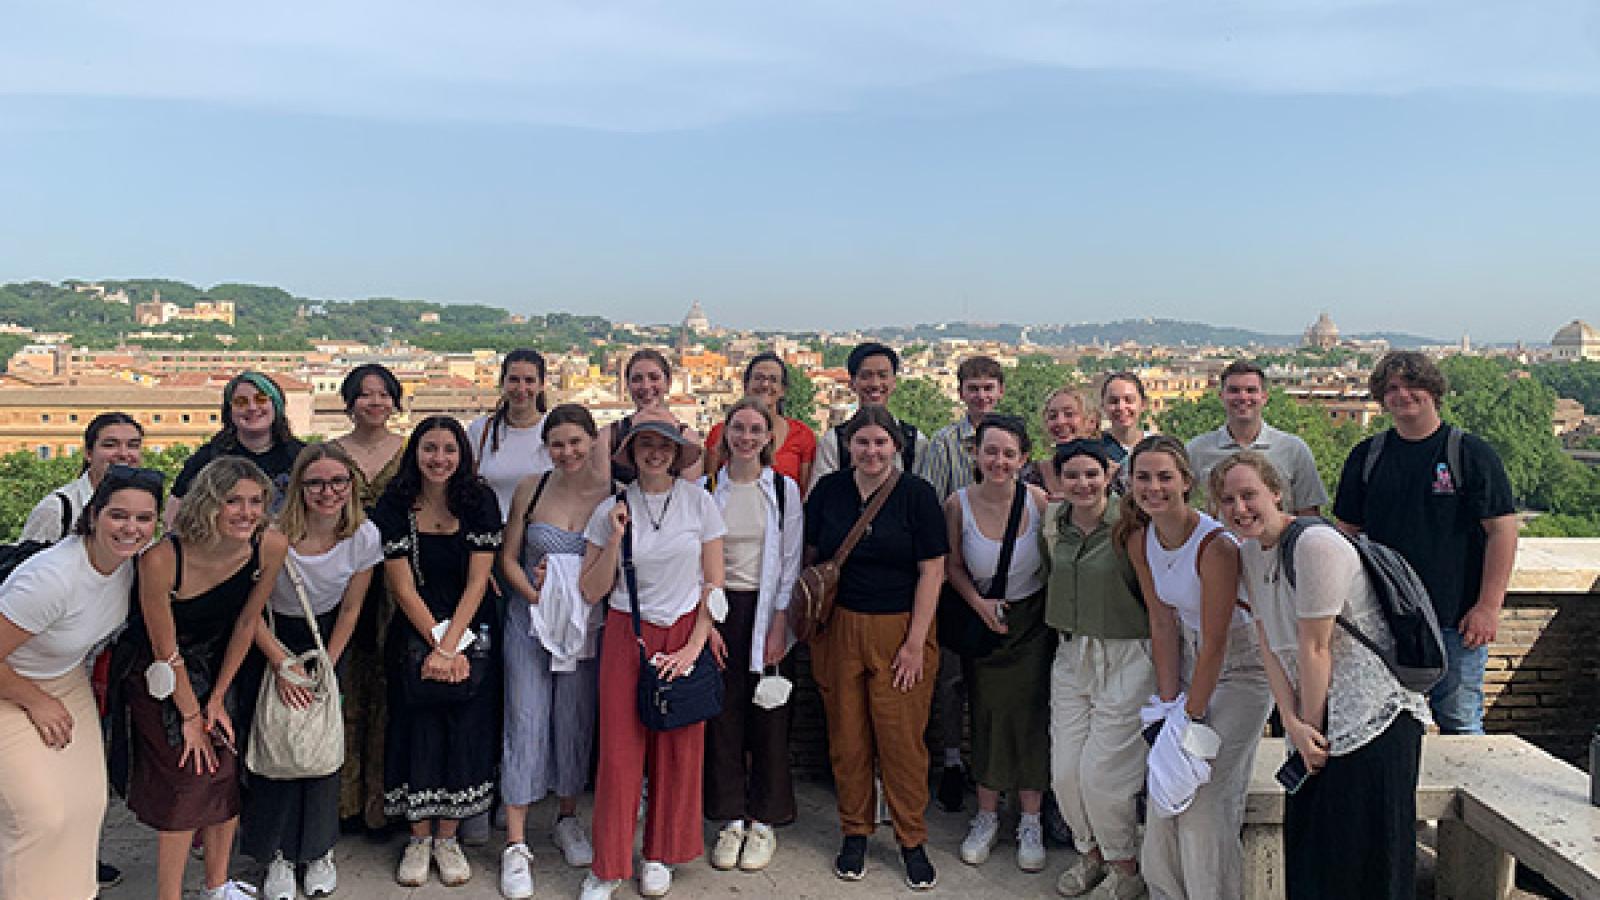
240, 609, 343, 863
1283, 712, 1424, 900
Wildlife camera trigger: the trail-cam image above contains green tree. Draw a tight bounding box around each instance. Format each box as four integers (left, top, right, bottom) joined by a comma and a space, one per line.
888, 377, 957, 438
0, 445, 191, 542
994, 359, 1080, 458
783, 367, 819, 430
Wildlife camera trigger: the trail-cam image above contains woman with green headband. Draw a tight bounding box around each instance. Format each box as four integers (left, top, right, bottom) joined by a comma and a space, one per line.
168, 372, 307, 527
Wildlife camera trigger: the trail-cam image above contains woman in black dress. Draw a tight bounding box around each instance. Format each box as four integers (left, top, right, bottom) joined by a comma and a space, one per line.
370, 416, 502, 889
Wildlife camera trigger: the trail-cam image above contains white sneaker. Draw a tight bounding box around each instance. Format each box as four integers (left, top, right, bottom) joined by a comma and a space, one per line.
1056, 853, 1107, 896
579, 872, 620, 900
959, 810, 1000, 865
1017, 820, 1048, 872
303, 852, 337, 897
739, 823, 777, 872
638, 860, 673, 897
552, 815, 595, 867
264, 853, 294, 900
1085, 868, 1147, 900
206, 881, 261, 900
500, 843, 535, 899
397, 837, 432, 887
710, 821, 745, 870
435, 836, 472, 886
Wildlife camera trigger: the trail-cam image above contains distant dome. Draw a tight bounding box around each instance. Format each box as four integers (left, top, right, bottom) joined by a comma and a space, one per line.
1552, 319, 1600, 361
683, 300, 710, 334
1302, 312, 1339, 350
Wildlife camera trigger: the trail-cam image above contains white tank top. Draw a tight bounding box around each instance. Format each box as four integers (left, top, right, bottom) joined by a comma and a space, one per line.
1145, 511, 1248, 631
957, 487, 1045, 600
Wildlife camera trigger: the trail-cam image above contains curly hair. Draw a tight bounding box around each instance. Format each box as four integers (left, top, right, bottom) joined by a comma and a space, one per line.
1368, 351, 1447, 403
384, 416, 491, 519
173, 456, 276, 546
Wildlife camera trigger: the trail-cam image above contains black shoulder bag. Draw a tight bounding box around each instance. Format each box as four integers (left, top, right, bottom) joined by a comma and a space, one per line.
621, 491, 725, 731
937, 481, 1027, 659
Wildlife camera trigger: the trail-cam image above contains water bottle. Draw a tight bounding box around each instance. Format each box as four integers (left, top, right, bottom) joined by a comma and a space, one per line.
1590, 725, 1600, 807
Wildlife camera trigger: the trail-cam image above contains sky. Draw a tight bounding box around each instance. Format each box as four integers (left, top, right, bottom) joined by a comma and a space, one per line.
2, 1, 1599, 342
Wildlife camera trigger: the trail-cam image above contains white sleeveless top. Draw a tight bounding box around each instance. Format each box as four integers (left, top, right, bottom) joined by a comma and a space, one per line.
957, 487, 1045, 600
1145, 511, 1249, 632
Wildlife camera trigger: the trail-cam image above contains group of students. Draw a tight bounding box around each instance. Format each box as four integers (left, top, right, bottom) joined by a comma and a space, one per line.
0, 341, 1512, 900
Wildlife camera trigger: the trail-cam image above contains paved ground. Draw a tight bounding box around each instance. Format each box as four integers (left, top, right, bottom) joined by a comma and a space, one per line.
98, 782, 1554, 899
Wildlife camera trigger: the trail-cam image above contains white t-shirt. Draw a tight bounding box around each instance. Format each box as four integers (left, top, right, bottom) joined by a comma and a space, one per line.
721, 480, 766, 591
0, 536, 134, 679
468, 415, 554, 522
584, 480, 727, 626
269, 520, 384, 617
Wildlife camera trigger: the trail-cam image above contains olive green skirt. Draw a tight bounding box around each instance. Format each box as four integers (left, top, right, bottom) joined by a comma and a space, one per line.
969, 587, 1053, 792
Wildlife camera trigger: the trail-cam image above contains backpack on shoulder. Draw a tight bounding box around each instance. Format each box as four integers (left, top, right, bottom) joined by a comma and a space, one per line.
1278, 516, 1447, 694
0, 492, 72, 587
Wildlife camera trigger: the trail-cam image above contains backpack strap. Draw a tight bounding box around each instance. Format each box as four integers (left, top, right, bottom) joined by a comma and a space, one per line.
899, 422, 919, 472
55, 491, 72, 537
835, 428, 849, 472
1361, 430, 1389, 485
1445, 426, 1464, 495
984, 482, 1028, 600
774, 472, 787, 531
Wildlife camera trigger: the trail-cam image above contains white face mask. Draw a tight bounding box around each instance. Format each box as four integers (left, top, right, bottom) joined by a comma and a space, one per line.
752, 671, 793, 710
145, 659, 177, 700
705, 587, 729, 623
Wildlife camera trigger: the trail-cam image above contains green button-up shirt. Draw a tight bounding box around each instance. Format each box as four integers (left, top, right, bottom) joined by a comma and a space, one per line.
1042, 501, 1149, 639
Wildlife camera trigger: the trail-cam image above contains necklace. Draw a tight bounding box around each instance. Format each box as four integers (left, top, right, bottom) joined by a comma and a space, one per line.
640, 482, 675, 531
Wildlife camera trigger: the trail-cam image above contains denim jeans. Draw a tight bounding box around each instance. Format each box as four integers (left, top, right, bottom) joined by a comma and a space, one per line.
1428, 627, 1487, 735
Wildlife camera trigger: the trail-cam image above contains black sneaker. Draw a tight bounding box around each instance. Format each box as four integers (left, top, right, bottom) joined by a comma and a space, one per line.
901, 844, 937, 890
937, 765, 965, 813
97, 861, 123, 888
834, 835, 868, 881
1042, 790, 1074, 847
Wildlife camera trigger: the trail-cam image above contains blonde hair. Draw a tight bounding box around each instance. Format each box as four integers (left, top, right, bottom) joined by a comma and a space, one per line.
1112, 434, 1195, 549
1042, 386, 1094, 438
1204, 450, 1286, 517
174, 456, 276, 546
718, 397, 777, 467
277, 443, 366, 543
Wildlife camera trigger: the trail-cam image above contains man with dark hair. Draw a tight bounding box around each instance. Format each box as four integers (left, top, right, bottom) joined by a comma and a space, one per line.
1187, 360, 1328, 515
809, 342, 929, 489
1333, 351, 1517, 734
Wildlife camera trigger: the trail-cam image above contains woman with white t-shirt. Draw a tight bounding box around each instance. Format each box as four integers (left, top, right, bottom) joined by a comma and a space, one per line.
19, 412, 145, 543
468, 349, 555, 520
1117, 435, 1270, 900
578, 411, 726, 900
1211, 452, 1430, 900
243, 444, 383, 900
0, 465, 163, 900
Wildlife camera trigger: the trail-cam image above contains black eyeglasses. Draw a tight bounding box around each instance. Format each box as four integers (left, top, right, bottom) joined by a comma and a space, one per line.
105, 464, 165, 490
302, 475, 354, 494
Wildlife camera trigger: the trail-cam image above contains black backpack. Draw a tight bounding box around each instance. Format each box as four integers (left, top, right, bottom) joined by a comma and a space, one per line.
0, 492, 73, 587
1278, 516, 1447, 694
835, 419, 919, 474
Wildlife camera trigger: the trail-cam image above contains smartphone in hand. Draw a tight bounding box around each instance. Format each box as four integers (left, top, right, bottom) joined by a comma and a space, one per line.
1275, 753, 1311, 794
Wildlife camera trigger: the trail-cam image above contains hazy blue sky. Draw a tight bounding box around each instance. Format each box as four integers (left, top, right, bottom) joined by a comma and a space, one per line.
3, 1, 1598, 341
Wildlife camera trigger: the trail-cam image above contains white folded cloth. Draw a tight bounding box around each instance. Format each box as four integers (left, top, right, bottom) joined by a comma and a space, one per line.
1142, 693, 1215, 818
528, 553, 602, 672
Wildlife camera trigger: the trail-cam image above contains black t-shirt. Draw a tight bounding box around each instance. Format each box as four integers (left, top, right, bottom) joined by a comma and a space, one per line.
173, 437, 307, 510
1332, 425, 1514, 628
804, 470, 949, 615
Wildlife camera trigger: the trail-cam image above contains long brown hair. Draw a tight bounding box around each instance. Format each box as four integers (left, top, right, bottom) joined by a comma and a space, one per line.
1112, 434, 1194, 549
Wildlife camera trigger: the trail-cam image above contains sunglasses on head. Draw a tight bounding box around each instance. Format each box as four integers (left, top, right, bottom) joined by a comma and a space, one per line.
230, 393, 274, 410
105, 464, 165, 490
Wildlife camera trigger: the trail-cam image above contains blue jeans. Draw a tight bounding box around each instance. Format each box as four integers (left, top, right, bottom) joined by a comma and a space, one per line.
1428, 627, 1487, 735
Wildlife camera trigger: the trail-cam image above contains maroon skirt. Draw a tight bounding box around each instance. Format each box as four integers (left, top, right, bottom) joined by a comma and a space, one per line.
125, 676, 241, 832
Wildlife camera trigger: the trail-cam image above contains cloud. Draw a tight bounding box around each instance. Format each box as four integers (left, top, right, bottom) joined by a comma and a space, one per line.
3, 0, 1598, 129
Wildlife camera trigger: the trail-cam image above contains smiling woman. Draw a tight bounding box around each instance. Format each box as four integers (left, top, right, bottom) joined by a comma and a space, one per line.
168, 372, 307, 528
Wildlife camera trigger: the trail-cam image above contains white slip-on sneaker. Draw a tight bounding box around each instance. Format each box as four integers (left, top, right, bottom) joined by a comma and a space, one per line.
1056, 853, 1107, 897
959, 810, 1000, 865
434, 836, 472, 886
638, 860, 673, 897
397, 837, 432, 887
579, 872, 621, 900
739, 823, 777, 872
263, 853, 294, 900
552, 815, 595, 867
711, 821, 745, 870
1017, 820, 1048, 872
303, 851, 337, 897
500, 843, 535, 899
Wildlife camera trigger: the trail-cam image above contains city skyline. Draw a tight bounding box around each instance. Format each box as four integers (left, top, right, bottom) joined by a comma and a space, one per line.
3, 2, 1598, 342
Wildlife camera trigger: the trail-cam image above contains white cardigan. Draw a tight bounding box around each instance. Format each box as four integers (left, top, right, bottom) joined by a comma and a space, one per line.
706, 466, 804, 671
